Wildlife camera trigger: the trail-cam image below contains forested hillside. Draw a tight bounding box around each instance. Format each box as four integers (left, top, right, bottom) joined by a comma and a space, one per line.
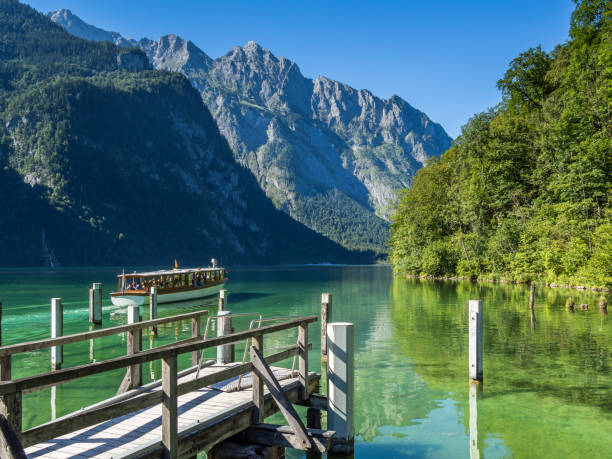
389, 0, 611, 287
0, 0, 365, 266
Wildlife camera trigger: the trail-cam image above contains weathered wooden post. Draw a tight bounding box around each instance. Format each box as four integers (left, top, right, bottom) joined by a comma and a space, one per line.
298, 322, 309, 401
219, 289, 227, 311
251, 334, 264, 424
599, 297, 608, 313
150, 287, 158, 335
327, 322, 354, 454
0, 301, 2, 346
217, 311, 233, 364
89, 283, 102, 325
528, 282, 535, 310
127, 305, 142, 388
321, 293, 332, 363
161, 353, 178, 459
191, 314, 201, 366
469, 300, 483, 382
51, 298, 63, 371
0, 302, 23, 452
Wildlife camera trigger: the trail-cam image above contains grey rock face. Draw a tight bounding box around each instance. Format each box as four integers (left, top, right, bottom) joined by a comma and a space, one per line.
50, 11, 453, 253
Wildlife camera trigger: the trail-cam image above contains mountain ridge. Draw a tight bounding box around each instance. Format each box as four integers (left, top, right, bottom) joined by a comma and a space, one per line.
50, 8, 453, 254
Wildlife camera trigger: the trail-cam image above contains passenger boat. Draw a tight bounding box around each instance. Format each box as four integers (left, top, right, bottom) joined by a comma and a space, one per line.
110, 263, 227, 306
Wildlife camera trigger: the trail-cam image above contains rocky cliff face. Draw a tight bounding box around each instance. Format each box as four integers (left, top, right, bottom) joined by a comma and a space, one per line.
51, 10, 453, 254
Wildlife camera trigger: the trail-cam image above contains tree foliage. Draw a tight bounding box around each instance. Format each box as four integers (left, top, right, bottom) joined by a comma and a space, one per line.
389, 0, 612, 287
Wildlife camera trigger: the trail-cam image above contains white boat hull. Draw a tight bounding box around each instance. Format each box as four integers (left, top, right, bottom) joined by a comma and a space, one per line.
110, 283, 225, 307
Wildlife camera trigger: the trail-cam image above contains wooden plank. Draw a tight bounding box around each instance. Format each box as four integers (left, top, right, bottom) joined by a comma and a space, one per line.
238, 423, 334, 452
0, 310, 210, 357
251, 346, 311, 449
162, 355, 178, 459
0, 414, 26, 459
298, 322, 308, 401
251, 335, 264, 424
0, 316, 317, 395
296, 393, 327, 411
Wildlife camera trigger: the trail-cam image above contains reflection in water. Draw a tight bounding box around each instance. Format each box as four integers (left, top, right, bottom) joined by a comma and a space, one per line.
530, 307, 536, 331
469, 383, 482, 459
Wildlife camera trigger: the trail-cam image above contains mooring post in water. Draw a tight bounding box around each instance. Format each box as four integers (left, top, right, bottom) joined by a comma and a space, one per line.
216, 311, 233, 364
89, 283, 102, 325
321, 293, 332, 363
469, 300, 483, 382
529, 282, 535, 310
219, 289, 227, 312
149, 287, 158, 335
51, 298, 63, 371
327, 322, 354, 454
127, 305, 142, 388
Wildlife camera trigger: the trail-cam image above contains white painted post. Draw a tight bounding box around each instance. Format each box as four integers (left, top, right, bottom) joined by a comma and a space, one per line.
51, 298, 63, 370
327, 322, 354, 454
469, 300, 483, 382
89, 283, 102, 325
218, 289, 227, 311
149, 287, 158, 335
216, 311, 233, 364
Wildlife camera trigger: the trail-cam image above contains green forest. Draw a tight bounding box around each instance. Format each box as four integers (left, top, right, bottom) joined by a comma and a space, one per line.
389, 0, 611, 288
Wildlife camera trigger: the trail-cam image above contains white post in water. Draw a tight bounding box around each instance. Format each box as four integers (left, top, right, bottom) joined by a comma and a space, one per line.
51, 298, 63, 370
321, 293, 332, 362
469, 383, 481, 459
469, 300, 483, 382
127, 305, 142, 388
149, 287, 158, 335
218, 289, 227, 312
89, 282, 102, 325
216, 310, 233, 364
327, 322, 354, 454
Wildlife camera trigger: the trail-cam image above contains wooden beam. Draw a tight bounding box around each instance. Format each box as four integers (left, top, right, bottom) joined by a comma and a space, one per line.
251, 335, 264, 424
162, 355, 178, 459
238, 423, 333, 452
0, 414, 26, 459
321, 293, 332, 359
251, 347, 311, 450
0, 310, 210, 357
0, 316, 317, 396
296, 393, 328, 411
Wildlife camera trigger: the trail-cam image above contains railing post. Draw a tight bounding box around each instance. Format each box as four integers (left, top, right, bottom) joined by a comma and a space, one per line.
251, 334, 264, 424
321, 293, 332, 363
51, 298, 63, 371
150, 287, 158, 335
191, 315, 201, 366
327, 322, 354, 454
0, 355, 21, 449
161, 353, 178, 459
218, 289, 227, 312
217, 311, 233, 364
298, 322, 308, 401
127, 305, 142, 388
89, 283, 102, 325
469, 300, 483, 382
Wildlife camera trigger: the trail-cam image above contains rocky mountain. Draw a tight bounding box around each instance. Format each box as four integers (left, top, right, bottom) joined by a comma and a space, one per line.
51, 9, 453, 254
0, 0, 363, 267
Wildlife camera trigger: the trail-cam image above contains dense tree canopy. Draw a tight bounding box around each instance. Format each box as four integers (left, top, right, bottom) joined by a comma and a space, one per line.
389, 0, 611, 287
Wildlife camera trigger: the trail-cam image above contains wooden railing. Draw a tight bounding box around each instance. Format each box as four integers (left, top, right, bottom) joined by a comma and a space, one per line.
0, 312, 317, 457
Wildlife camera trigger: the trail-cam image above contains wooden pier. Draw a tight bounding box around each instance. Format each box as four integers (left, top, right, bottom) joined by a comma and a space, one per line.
0, 302, 347, 458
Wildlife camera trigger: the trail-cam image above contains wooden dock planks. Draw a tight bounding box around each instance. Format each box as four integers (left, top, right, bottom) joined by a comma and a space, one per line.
24, 366, 318, 458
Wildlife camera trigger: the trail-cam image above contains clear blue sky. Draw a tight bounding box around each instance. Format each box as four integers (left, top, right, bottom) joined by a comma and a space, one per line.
25, 0, 574, 138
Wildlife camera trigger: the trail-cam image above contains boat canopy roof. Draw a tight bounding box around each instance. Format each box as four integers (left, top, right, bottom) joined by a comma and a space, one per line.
118, 267, 224, 278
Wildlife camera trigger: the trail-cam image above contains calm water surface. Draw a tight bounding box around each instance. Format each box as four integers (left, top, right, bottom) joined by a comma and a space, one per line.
0, 265, 610, 458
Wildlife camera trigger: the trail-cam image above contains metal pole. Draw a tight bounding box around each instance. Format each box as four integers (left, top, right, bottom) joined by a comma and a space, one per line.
469, 300, 483, 382
51, 298, 63, 371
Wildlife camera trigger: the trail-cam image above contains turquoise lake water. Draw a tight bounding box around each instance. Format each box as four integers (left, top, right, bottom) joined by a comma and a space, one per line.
0, 265, 611, 458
